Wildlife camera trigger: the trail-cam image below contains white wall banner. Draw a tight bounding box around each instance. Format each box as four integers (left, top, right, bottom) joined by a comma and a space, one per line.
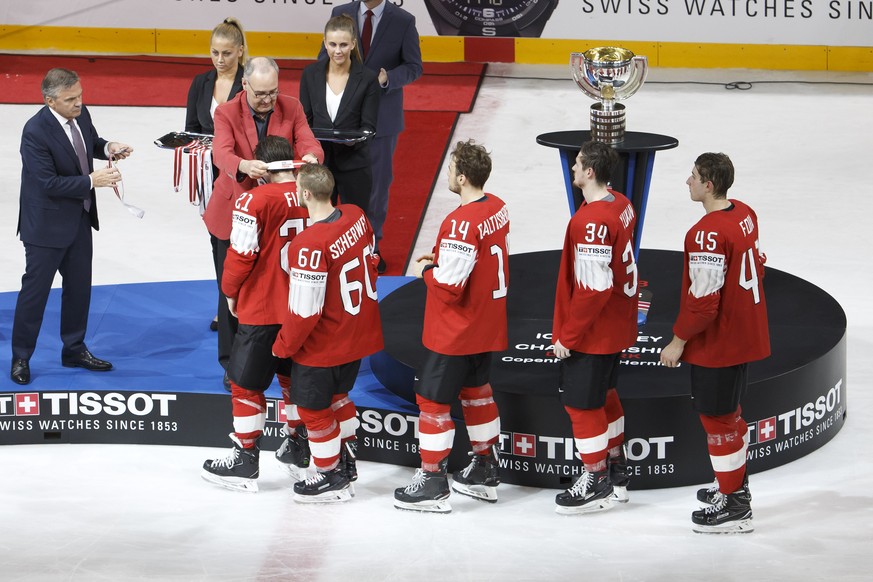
1, 0, 870, 47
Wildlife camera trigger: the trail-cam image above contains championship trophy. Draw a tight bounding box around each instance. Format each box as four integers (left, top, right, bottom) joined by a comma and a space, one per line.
571, 47, 648, 144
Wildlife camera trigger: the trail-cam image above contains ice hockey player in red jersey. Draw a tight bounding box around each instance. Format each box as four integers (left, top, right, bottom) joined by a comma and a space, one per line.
394, 139, 509, 513
272, 163, 383, 503
661, 152, 770, 534
201, 136, 311, 493
551, 140, 638, 515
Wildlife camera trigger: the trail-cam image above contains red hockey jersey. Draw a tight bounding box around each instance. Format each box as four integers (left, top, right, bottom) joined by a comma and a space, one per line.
552, 190, 639, 354
222, 181, 309, 325
273, 204, 384, 367
674, 199, 770, 367
422, 194, 510, 356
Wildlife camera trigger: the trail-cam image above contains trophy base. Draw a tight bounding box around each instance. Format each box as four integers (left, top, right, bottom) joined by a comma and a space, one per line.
590, 103, 626, 144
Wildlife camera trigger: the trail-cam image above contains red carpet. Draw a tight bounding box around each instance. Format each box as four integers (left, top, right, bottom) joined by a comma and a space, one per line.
0, 54, 484, 274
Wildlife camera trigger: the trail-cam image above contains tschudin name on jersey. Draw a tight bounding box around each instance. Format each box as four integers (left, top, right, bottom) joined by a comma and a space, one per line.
746, 378, 845, 461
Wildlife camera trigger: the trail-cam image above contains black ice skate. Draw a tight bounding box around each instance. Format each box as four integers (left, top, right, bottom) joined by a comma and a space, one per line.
201, 434, 260, 493
692, 488, 754, 534
555, 468, 614, 515
275, 426, 310, 480
451, 445, 500, 503
608, 444, 631, 504
697, 473, 751, 508
292, 467, 352, 503
394, 461, 451, 514
341, 439, 358, 483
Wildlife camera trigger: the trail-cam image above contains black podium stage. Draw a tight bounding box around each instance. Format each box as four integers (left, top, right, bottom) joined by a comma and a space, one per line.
372, 249, 848, 489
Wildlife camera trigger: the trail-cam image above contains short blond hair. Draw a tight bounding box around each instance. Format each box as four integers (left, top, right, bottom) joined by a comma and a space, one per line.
297, 164, 335, 201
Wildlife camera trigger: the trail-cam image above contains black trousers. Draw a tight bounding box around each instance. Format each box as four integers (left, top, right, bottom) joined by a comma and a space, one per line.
12, 210, 92, 361
331, 165, 373, 219
210, 234, 238, 370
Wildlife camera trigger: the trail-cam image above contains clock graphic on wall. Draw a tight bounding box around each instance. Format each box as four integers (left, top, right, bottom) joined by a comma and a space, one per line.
424, 0, 560, 37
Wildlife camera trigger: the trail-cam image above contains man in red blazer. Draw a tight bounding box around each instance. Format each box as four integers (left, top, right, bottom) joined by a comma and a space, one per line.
206, 57, 324, 386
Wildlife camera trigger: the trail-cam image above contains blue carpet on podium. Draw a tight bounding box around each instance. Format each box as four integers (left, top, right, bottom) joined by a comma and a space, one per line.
0, 278, 414, 412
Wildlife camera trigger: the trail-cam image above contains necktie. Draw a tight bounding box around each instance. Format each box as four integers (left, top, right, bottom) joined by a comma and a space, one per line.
68, 119, 92, 211
361, 10, 374, 59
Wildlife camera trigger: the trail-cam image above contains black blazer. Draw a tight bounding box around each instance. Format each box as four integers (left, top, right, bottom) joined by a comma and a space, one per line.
299, 58, 380, 172
326, 0, 422, 137
18, 105, 107, 248
185, 66, 244, 134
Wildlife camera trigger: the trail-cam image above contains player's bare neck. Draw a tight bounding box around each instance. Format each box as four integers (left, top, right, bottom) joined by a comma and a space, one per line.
269, 173, 296, 184
309, 201, 336, 222
582, 183, 611, 204
459, 187, 485, 206
703, 196, 731, 214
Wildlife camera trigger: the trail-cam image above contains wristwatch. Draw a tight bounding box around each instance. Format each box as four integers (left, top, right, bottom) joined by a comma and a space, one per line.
424, 0, 559, 38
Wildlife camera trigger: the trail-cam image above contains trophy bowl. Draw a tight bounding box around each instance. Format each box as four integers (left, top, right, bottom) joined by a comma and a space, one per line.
570, 47, 648, 144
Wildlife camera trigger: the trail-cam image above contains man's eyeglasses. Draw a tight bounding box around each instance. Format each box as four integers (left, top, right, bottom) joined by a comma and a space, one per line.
250, 88, 280, 100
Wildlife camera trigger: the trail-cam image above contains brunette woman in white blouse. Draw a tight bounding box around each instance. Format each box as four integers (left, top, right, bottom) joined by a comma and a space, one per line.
299, 14, 380, 213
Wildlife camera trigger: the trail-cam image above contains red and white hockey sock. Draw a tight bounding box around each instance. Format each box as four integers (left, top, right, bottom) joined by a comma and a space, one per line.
416, 395, 454, 472
565, 405, 609, 472
700, 407, 749, 494
604, 388, 626, 457
459, 384, 501, 454
299, 406, 341, 472
278, 374, 303, 437
230, 382, 266, 448
331, 393, 360, 444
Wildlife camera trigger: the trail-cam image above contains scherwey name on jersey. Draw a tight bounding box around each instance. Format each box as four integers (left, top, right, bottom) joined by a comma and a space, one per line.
329, 214, 369, 259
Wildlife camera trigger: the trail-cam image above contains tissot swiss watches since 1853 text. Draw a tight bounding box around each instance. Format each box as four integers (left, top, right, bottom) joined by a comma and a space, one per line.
424, 0, 559, 37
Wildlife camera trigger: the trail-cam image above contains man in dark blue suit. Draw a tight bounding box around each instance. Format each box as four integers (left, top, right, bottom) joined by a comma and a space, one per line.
11, 68, 132, 385
326, 0, 423, 274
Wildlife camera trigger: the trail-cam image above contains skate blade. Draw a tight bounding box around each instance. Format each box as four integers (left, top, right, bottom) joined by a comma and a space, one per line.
276, 461, 308, 481
200, 470, 259, 493
692, 518, 754, 534
393, 499, 452, 514
293, 487, 353, 504
611, 486, 630, 503
554, 498, 614, 515
451, 481, 498, 503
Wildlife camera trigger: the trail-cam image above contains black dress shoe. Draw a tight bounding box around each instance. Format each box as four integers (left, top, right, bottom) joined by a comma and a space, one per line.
376, 254, 387, 275
62, 349, 113, 372
11, 358, 30, 385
